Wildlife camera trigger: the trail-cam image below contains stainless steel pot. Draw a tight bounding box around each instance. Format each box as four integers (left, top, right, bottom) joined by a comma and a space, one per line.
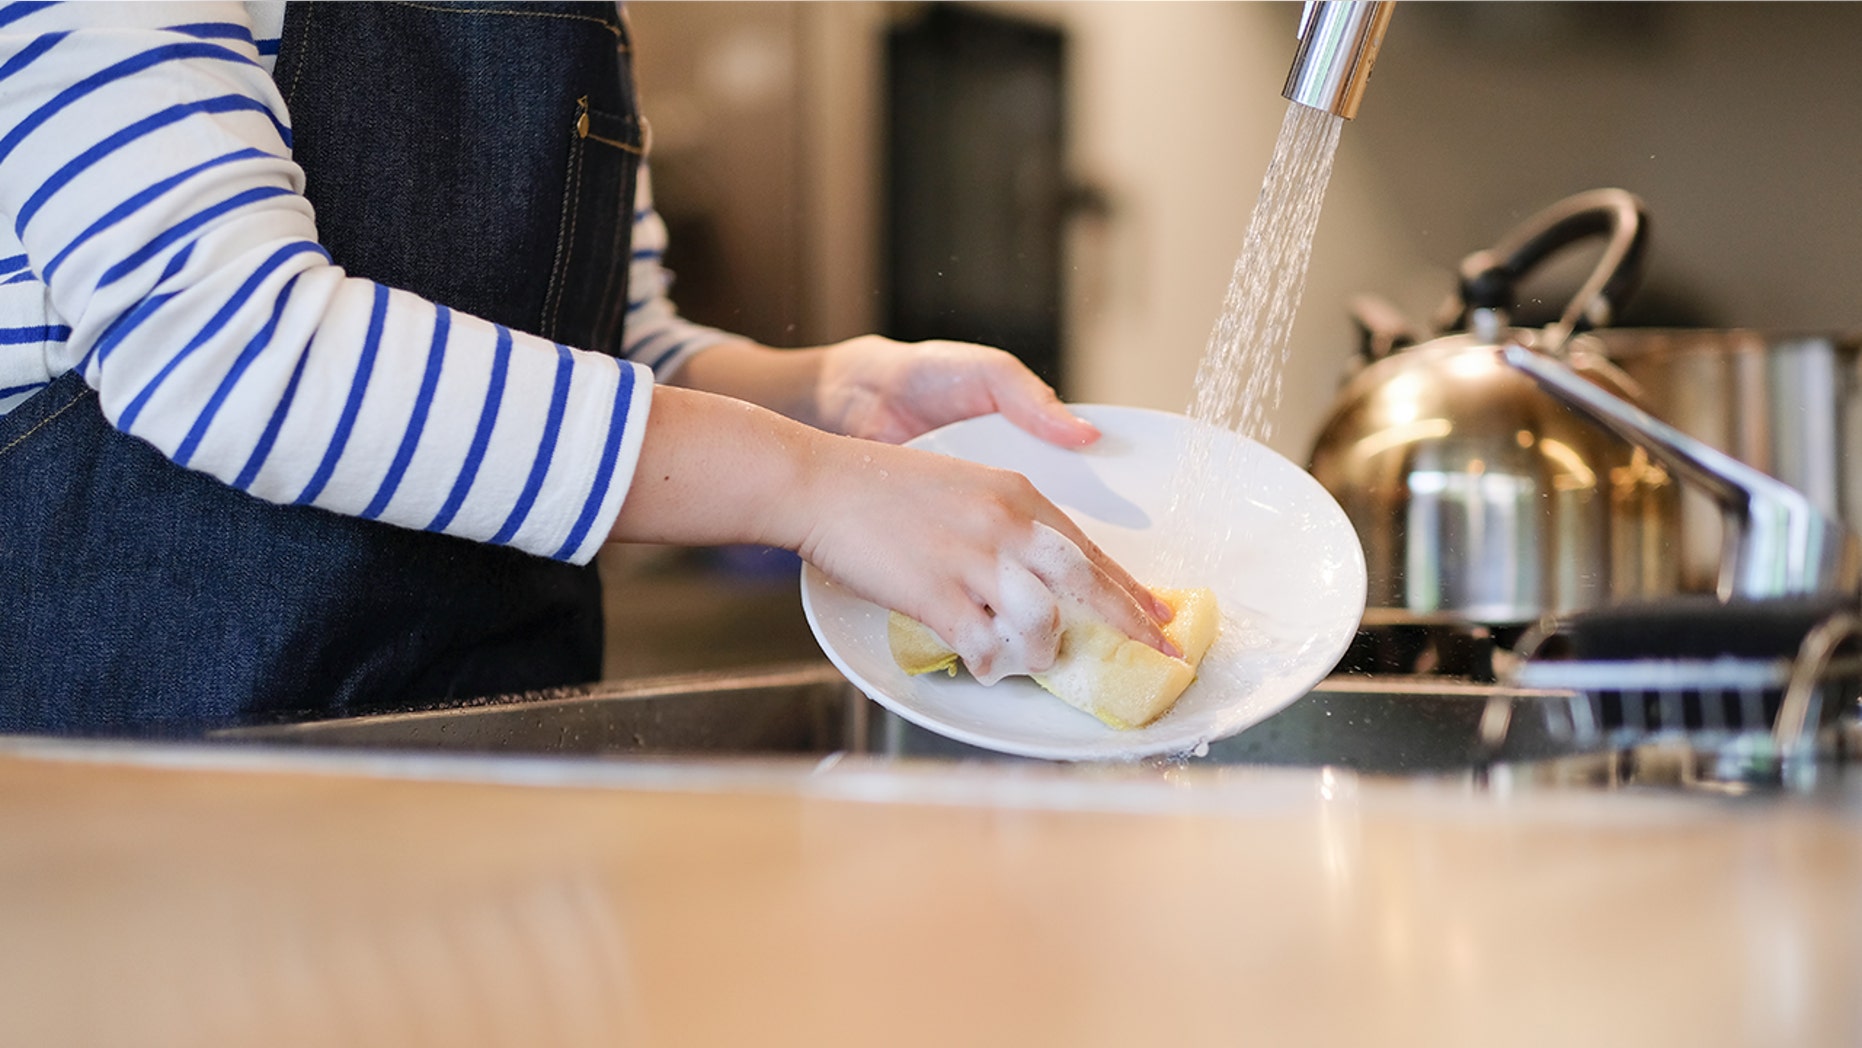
1596, 329, 1862, 591
1310, 189, 1681, 627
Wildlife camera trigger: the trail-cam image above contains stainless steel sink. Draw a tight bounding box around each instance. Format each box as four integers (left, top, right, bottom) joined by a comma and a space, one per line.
216, 661, 1599, 773
218, 663, 860, 756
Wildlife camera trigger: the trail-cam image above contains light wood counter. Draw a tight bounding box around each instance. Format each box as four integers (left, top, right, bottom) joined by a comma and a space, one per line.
1, 740, 1858, 1047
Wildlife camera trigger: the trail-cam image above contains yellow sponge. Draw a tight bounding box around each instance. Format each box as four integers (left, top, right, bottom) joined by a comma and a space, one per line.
887, 587, 1220, 730
888, 613, 962, 677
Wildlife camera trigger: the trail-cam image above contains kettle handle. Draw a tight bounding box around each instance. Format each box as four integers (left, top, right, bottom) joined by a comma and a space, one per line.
1441, 188, 1651, 353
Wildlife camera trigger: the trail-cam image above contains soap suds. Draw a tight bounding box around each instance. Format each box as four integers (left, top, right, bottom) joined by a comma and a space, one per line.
951, 523, 1099, 684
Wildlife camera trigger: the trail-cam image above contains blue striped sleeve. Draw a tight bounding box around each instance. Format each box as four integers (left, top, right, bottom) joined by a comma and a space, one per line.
0, 324, 66, 344
0, 3, 59, 32
647, 337, 698, 372
426, 325, 513, 533
361, 304, 450, 520
97, 185, 294, 289
117, 240, 322, 430
17, 95, 287, 232
175, 272, 301, 467
160, 22, 253, 43
87, 240, 197, 371
233, 345, 311, 491
0, 29, 63, 85
87, 289, 179, 373
0, 30, 66, 81
622, 326, 676, 360
0, 380, 48, 398
490, 342, 575, 545
0, 41, 261, 165
553, 360, 637, 560
294, 282, 390, 505
43, 146, 274, 282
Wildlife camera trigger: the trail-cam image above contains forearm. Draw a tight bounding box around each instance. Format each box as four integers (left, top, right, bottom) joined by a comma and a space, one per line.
664, 338, 831, 429
608, 383, 821, 549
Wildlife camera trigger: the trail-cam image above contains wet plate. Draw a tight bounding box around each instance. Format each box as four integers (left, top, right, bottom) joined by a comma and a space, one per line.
800, 405, 1366, 761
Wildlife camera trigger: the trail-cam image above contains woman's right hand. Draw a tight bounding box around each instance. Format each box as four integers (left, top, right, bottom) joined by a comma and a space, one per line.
609, 386, 1175, 679
788, 435, 1178, 681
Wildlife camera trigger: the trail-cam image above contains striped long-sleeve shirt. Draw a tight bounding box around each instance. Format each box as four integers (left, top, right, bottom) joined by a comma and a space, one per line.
0, 1, 731, 564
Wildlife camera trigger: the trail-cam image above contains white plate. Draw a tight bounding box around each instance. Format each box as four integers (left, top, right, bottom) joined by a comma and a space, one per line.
799, 404, 1366, 761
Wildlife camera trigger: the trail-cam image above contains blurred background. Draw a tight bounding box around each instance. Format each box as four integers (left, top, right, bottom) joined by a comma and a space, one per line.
603, 0, 1862, 676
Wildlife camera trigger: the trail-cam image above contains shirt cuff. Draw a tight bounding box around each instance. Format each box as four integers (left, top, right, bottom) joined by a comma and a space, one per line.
553, 356, 654, 565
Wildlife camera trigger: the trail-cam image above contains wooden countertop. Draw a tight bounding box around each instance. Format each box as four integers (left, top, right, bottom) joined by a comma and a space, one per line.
2, 740, 1859, 1047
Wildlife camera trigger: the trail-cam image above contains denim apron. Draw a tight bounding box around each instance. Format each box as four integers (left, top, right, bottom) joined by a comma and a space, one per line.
0, 2, 644, 735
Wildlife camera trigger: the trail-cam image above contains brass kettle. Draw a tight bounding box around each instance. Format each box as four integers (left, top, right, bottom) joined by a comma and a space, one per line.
1308, 189, 1682, 628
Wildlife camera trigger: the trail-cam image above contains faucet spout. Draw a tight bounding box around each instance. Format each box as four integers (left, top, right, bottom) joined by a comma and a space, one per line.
1283, 1, 1396, 120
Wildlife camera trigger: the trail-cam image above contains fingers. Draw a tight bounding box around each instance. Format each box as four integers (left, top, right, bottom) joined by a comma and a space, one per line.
974, 469, 1176, 659
833, 336, 1099, 447
801, 434, 1177, 681
910, 501, 1176, 675
1018, 519, 1180, 660
946, 565, 1063, 683
976, 352, 1101, 449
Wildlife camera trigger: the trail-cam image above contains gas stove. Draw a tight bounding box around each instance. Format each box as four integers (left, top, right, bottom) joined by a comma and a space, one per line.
1295, 596, 1862, 796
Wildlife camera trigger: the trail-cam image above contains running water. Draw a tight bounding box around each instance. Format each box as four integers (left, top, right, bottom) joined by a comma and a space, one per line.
1152, 101, 1345, 585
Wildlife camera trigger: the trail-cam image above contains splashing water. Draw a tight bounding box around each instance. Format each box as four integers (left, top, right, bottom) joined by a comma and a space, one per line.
1152, 101, 1345, 585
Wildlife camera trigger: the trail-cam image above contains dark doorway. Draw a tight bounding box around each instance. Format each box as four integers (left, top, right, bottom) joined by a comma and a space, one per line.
884, 5, 1068, 390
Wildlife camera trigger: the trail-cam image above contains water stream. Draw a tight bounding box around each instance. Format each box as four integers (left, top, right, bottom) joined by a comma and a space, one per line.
1152, 100, 1346, 585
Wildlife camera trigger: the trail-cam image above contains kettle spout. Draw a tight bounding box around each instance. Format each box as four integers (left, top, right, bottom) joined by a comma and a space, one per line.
1283, 1, 1396, 120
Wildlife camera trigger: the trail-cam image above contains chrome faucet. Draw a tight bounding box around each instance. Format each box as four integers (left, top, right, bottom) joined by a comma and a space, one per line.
1282, 1, 1396, 120
1502, 343, 1862, 602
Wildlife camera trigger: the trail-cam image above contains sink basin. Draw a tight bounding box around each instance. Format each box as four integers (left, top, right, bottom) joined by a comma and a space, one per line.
218, 663, 860, 756
217, 661, 1598, 773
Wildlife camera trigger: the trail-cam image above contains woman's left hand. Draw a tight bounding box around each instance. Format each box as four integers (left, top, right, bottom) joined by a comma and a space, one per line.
813, 335, 1100, 447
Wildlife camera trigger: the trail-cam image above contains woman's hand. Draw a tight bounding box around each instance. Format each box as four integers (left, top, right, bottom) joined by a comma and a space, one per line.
812, 335, 1098, 447
665, 335, 1100, 447
610, 386, 1175, 678
790, 433, 1178, 681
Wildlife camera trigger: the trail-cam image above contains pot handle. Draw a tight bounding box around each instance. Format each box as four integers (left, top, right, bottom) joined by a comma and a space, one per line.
1442, 188, 1651, 353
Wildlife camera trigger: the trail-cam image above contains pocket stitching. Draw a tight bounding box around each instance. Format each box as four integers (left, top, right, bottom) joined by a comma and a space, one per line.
541, 127, 588, 341
380, 2, 620, 36
0, 385, 94, 463
581, 105, 647, 156
284, 1, 315, 107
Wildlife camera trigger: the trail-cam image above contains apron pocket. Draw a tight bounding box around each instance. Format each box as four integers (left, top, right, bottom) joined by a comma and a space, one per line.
540, 98, 642, 355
